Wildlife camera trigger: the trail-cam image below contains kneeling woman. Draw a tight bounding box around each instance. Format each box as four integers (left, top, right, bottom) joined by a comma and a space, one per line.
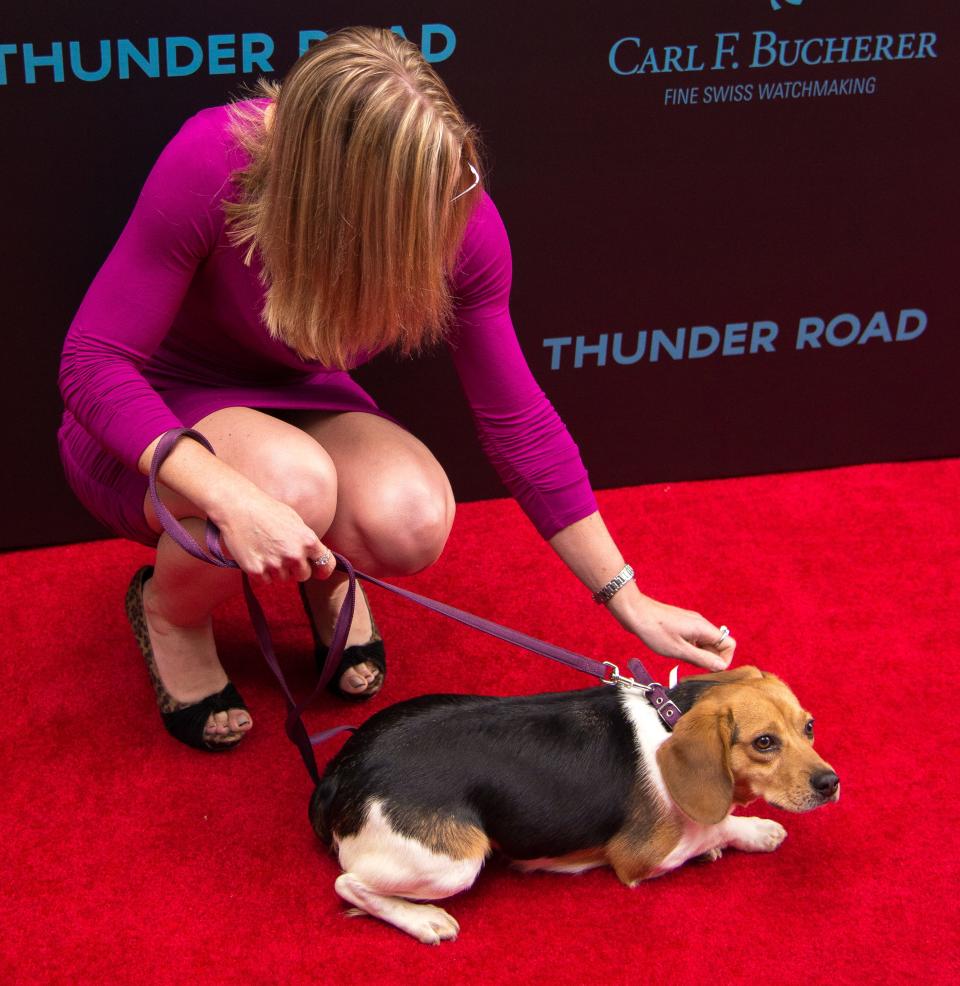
58, 27, 736, 752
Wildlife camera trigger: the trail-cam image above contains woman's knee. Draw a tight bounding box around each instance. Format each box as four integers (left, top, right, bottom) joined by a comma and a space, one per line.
252, 443, 338, 532
347, 476, 455, 575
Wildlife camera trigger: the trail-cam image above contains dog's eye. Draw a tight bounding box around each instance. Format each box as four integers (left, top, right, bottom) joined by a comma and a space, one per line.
753, 734, 777, 752
804, 720, 815, 738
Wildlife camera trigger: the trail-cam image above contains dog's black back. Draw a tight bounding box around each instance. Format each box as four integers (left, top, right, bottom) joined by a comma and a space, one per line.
312, 688, 641, 860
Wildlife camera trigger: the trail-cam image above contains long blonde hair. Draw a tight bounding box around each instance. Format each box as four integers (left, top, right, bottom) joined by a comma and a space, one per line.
224, 27, 483, 369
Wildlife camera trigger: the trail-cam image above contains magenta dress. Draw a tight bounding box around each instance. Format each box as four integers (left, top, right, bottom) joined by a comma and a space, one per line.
58, 101, 597, 546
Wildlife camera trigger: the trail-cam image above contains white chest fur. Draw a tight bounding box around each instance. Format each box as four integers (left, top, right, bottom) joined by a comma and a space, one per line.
618, 688, 673, 807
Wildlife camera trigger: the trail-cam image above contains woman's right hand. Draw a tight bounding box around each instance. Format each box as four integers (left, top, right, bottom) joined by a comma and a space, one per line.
214, 486, 333, 585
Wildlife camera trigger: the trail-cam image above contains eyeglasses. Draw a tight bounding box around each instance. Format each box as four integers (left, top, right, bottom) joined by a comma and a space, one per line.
452, 162, 480, 202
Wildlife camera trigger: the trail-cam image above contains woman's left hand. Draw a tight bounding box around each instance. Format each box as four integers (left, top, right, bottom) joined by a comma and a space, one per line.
548, 512, 737, 672
609, 591, 736, 672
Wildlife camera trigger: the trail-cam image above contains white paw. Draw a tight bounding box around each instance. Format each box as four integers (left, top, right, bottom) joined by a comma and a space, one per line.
704, 847, 724, 862
410, 904, 460, 945
728, 817, 787, 853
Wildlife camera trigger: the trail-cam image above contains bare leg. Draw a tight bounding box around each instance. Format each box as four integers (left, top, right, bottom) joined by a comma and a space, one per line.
141, 407, 337, 743
277, 410, 455, 695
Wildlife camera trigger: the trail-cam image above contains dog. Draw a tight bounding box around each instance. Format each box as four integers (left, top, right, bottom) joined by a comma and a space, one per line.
309, 665, 839, 944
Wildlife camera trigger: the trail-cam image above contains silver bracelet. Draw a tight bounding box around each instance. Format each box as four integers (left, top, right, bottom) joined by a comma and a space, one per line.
592, 564, 635, 605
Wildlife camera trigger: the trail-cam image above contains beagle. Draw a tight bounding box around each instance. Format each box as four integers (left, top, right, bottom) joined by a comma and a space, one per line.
310, 666, 839, 944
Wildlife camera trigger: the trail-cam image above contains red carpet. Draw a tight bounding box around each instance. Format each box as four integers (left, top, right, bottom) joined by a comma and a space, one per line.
2, 460, 958, 984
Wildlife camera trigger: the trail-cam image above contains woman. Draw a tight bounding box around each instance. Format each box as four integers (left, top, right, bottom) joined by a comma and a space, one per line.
58, 27, 735, 752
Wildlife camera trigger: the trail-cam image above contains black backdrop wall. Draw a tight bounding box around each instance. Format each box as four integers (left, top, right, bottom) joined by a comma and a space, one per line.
3, 1, 957, 549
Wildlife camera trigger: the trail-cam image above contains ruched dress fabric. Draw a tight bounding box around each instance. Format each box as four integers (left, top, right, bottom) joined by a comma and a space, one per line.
57, 101, 597, 546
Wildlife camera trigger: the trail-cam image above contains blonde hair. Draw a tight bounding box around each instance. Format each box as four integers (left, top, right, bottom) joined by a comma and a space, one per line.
224, 26, 483, 369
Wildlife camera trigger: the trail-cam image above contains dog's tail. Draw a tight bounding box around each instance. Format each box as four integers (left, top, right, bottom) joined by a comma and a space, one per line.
308, 775, 338, 843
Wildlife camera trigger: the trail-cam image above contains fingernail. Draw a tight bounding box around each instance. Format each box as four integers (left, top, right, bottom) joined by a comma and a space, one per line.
237, 718, 250, 728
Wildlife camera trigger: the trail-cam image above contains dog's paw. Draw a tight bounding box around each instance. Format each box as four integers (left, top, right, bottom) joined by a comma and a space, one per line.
409, 904, 460, 945
726, 817, 787, 853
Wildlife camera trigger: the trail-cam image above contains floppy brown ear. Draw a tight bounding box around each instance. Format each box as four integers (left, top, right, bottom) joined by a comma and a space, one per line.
656, 706, 734, 824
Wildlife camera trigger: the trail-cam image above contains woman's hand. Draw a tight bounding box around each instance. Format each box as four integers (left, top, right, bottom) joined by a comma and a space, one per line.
609, 591, 736, 672
213, 486, 334, 585
548, 513, 738, 673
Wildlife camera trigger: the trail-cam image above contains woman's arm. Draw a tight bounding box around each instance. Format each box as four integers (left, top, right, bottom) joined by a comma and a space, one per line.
58, 111, 221, 469
60, 108, 329, 584
549, 512, 735, 670
450, 194, 734, 669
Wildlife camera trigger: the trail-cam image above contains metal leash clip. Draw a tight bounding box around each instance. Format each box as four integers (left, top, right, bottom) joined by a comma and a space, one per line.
599, 661, 650, 691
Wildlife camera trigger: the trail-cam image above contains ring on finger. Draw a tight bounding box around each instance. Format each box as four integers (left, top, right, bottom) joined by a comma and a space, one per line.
310, 550, 332, 568
714, 625, 730, 648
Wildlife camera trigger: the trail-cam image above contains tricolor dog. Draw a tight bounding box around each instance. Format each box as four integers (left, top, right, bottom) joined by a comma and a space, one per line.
310, 666, 839, 943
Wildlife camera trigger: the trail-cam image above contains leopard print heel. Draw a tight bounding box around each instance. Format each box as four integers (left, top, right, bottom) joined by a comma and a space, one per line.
125, 566, 250, 752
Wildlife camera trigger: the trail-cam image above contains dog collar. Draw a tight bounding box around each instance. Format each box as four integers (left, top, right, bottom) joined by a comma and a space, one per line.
626, 658, 683, 730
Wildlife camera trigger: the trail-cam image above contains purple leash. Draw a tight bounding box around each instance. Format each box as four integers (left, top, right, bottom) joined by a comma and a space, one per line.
149, 429, 681, 785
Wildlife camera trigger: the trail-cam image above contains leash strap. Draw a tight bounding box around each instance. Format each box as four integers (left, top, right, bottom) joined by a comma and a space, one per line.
148, 429, 681, 784
345, 564, 682, 728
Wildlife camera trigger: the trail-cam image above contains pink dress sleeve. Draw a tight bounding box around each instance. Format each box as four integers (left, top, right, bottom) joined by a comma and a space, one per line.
450, 193, 598, 539
58, 110, 225, 469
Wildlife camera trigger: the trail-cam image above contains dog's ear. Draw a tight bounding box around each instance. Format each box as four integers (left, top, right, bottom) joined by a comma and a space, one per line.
656, 705, 734, 825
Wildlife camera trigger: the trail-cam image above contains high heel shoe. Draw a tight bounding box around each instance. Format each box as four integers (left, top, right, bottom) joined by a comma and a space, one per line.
298, 581, 386, 700
125, 566, 250, 751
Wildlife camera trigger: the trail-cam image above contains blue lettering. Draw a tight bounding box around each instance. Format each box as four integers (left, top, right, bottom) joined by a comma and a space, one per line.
689, 326, 720, 358
612, 332, 647, 364
0, 43, 16, 85
896, 309, 927, 341
420, 24, 455, 63
825, 314, 860, 347
299, 30, 329, 56
917, 33, 938, 59
650, 329, 685, 362
713, 32, 739, 70
896, 34, 916, 59
23, 42, 64, 84
852, 35, 873, 62
575, 335, 608, 368
208, 34, 235, 75
824, 36, 851, 63
543, 337, 572, 371
165, 36, 203, 77
750, 31, 777, 69
722, 323, 748, 356
609, 37, 640, 76
638, 48, 661, 73
118, 37, 160, 79
800, 39, 823, 65
751, 321, 779, 352
858, 311, 892, 344
796, 317, 824, 349
242, 33, 273, 72
68, 40, 111, 82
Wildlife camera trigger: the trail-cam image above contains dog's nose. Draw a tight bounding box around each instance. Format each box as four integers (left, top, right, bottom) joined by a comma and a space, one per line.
810, 770, 839, 798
